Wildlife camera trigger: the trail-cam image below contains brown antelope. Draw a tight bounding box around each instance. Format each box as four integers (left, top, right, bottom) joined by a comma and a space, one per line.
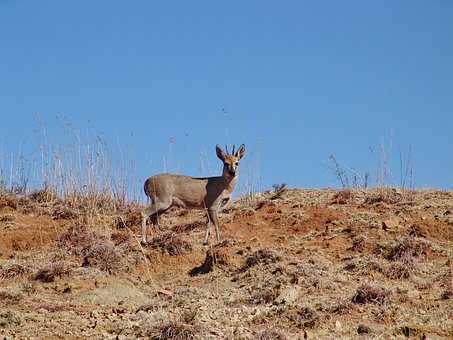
141, 144, 245, 245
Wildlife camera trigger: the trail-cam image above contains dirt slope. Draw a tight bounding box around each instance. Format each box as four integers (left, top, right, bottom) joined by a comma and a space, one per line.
0, 188, 452, 339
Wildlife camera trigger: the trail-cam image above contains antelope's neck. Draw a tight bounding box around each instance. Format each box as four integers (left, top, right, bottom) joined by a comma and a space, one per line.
223, 175, 238, 194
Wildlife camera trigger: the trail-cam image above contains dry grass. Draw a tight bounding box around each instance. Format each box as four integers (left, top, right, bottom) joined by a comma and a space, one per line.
0, 290, 22, 305
386, 237, 429, 262
34, 262, 71, 283
146, 322, 200, 339
408, 224, 427, 238
258, 329, 288, 340
364, 188, 403, 205
110, 230, 132, 246
249, 285, 280, 305
242, 249, 281, 271
172, 220, 204, 234
331, 189, 353, 205
82, 243, 122, 274
58, 223, 97, 255
113, 210, 142, 229
148, 232, 192, 256
349, 235, 367, 252
385, 261, 415, 280
28, 188, 58, 204
0, 311, 21, 328
0, 264, 29, 280
51, 204, 78, 220
0, 188, 451, 338
0, 191, 18, 210
352, 283, 390, 304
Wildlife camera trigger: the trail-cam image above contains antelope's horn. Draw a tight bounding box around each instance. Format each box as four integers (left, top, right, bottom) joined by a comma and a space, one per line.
225, 145, 229, 155
232, 144, 236, 155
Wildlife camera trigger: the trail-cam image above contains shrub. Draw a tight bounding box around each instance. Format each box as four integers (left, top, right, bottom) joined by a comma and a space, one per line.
387, 238, 429, 262
82, 243, 122, 274
258, 329, 288, 340
0, 264, 29, 280
148, 232, 192, 256
58, 223, 96, 255
35, 262, 71, 282
147, 322, 199, 339
332, 189, 353, 205
352, 284, 390, 304
241, 249, 281, 271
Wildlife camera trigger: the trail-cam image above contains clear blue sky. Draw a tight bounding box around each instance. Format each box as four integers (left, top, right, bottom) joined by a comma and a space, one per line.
1, 1, 452, 194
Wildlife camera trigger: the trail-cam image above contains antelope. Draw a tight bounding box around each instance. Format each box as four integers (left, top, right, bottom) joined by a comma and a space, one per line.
141, 144, 245, 245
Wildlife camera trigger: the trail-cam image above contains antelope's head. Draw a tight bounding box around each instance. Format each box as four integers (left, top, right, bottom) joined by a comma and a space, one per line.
216, 144, 246, 180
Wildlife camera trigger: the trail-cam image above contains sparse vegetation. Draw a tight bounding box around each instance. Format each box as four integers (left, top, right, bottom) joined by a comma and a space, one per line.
0, 188, 451, 338
258, 329, 288, 340
146, 322, 200, 339
0, 264, 29, 280
242, 249, 281, 271
34, 262, 71, 283
82, 243, 122, 274
352, 283, 390, 304
148, 232, 193, 256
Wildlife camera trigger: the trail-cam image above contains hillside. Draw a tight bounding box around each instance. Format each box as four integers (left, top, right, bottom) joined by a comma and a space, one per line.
0, 188, 452, 339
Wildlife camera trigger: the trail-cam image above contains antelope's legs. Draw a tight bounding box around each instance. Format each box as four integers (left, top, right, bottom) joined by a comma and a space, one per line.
141, 200, 171, 245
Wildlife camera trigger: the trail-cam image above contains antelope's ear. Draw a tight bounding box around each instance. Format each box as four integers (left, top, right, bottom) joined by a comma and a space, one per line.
216, 145, 226, 161
235, 144, 246, 160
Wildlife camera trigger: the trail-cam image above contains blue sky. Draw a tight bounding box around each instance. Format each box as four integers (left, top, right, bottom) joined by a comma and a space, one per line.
0, 1, 452, 194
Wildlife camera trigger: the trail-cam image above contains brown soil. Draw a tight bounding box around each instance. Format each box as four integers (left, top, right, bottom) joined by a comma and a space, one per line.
0, 188, 452, 339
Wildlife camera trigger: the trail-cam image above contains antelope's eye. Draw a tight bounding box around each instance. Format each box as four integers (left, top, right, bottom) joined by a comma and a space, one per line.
235, 162, 239, 166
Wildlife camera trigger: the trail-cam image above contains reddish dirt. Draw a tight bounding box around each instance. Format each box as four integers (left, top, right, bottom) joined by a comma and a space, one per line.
0, 188, 452, 339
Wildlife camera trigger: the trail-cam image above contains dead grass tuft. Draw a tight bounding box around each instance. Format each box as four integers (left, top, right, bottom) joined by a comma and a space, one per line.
111, 231, 132, 246
82, 243, 122, 274
0, 290, 22, 305
283, 306, 319, 329
332, 189, 353, 205
408, 224, 427, 238
51, 205, 78, 220
352, 283, 390, 304
0, 310, 21, 328
258, 329, 288, 340
242, 249, 281, 271
349, 235, 367, 252
58, 223, 96, 255
113, 210, 141, 229
29, 188, 58, 203
269, 183, 287, 200
0, 264, 29, 280
148, 232, 192, 256
34, 262, 71, 283
250, 285, 280, 305
172, 220, 204, 234
440, 289, 451, 300
325, 300, 354, 315
385, 261, 414, 280
0, 191, 18, 210
147, 322, 200, 339
364, 188, 402, 205
387, 237, 429, 262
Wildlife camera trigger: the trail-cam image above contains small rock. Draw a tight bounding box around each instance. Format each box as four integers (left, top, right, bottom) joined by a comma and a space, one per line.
382, 217, 399, 231
357, 324, 371, 334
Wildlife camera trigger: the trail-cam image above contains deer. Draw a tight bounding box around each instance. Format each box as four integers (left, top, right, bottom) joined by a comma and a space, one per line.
140, 144, 246, 246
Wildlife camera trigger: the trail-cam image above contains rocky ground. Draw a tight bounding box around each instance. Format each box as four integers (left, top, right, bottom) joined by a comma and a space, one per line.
0, 187, 452, 339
